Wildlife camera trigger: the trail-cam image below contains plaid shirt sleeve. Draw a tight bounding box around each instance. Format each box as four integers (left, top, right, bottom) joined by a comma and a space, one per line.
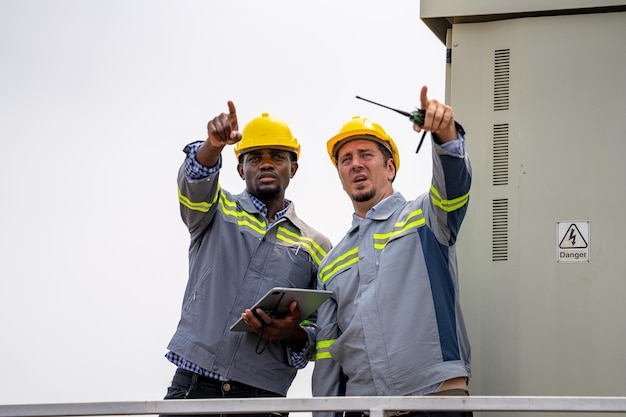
183, 141, 222, 180
289, 323, 318, 369
289, 341, 309, 369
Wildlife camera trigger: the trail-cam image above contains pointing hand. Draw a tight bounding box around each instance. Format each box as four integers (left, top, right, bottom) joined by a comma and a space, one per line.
413, 86, 458, 142
207, 100, 242, 147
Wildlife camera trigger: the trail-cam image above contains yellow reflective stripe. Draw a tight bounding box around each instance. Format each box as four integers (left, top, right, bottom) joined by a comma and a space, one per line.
276, 227, 328, 265
317, 339, 335, 349
219, 193, 265, 228
178, 185, 220, 213
218, 193, 267, 234
315, 339, 336, 360
430, 184, 469, 212
319, 247, 359, 283
316, 351, 332, 360
372, 209, 425, 250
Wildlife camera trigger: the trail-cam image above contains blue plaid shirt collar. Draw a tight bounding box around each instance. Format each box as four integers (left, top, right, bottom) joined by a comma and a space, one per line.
248, 193, 290, 225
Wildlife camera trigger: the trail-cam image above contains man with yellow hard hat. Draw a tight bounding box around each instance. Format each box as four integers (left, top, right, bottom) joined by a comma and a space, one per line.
163, 101, 331, 415
312, 86, 473, 417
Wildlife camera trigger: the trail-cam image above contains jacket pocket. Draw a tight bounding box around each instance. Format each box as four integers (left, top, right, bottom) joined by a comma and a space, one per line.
183, 266, 213, 311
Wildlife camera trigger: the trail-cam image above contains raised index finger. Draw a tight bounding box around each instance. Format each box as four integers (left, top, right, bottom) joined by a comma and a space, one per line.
419, 85, 429, 109
227, 100, 238, 132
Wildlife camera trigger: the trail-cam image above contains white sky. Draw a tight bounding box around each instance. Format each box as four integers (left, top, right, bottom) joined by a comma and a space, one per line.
0, 0, 447, 406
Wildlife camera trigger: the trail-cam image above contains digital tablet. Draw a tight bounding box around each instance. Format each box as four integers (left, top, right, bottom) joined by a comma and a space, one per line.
230, 287, 333, 332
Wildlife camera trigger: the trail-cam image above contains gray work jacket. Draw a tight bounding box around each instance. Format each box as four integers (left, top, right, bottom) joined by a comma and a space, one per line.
312, 139, 472, 402
167, 165, 331, 395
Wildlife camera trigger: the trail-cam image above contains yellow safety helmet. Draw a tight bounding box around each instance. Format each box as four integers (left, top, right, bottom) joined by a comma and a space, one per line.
326, 115, 400, 171
234, 112, 301, 160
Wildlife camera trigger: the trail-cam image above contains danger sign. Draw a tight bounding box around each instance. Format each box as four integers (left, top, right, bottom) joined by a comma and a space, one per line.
557, 221, 590, 263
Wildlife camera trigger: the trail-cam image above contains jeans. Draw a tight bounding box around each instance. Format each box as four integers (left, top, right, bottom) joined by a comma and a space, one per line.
161, 368, 287, 417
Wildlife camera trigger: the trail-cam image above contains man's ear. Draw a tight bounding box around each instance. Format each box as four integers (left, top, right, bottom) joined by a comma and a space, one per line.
387, 159, 396, 182
290, 161, 299, 178
237, 163, 245, 180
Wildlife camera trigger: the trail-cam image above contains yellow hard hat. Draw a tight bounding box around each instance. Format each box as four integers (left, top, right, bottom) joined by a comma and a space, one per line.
326, 115, 400, 171
234, 112, 301, 160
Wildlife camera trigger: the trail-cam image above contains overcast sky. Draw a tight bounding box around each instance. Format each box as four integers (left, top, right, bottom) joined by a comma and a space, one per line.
0, 0, 447, 406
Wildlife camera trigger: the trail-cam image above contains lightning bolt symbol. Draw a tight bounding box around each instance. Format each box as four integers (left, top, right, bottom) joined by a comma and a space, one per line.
568, 229, 576, 246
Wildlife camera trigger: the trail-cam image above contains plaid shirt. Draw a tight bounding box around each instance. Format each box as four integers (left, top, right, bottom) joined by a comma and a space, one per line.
166, 141, 308, 380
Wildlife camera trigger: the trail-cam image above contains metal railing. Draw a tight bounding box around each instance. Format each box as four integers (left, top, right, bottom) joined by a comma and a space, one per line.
2, 396, 626, 417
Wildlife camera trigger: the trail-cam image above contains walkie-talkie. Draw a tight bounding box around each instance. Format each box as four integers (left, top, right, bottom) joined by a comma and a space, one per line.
356, 96, 428, 153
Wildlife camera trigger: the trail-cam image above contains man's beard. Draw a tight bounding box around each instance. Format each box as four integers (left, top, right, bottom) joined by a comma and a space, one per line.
351, 189, 376, 203
254, 185, 282, 200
